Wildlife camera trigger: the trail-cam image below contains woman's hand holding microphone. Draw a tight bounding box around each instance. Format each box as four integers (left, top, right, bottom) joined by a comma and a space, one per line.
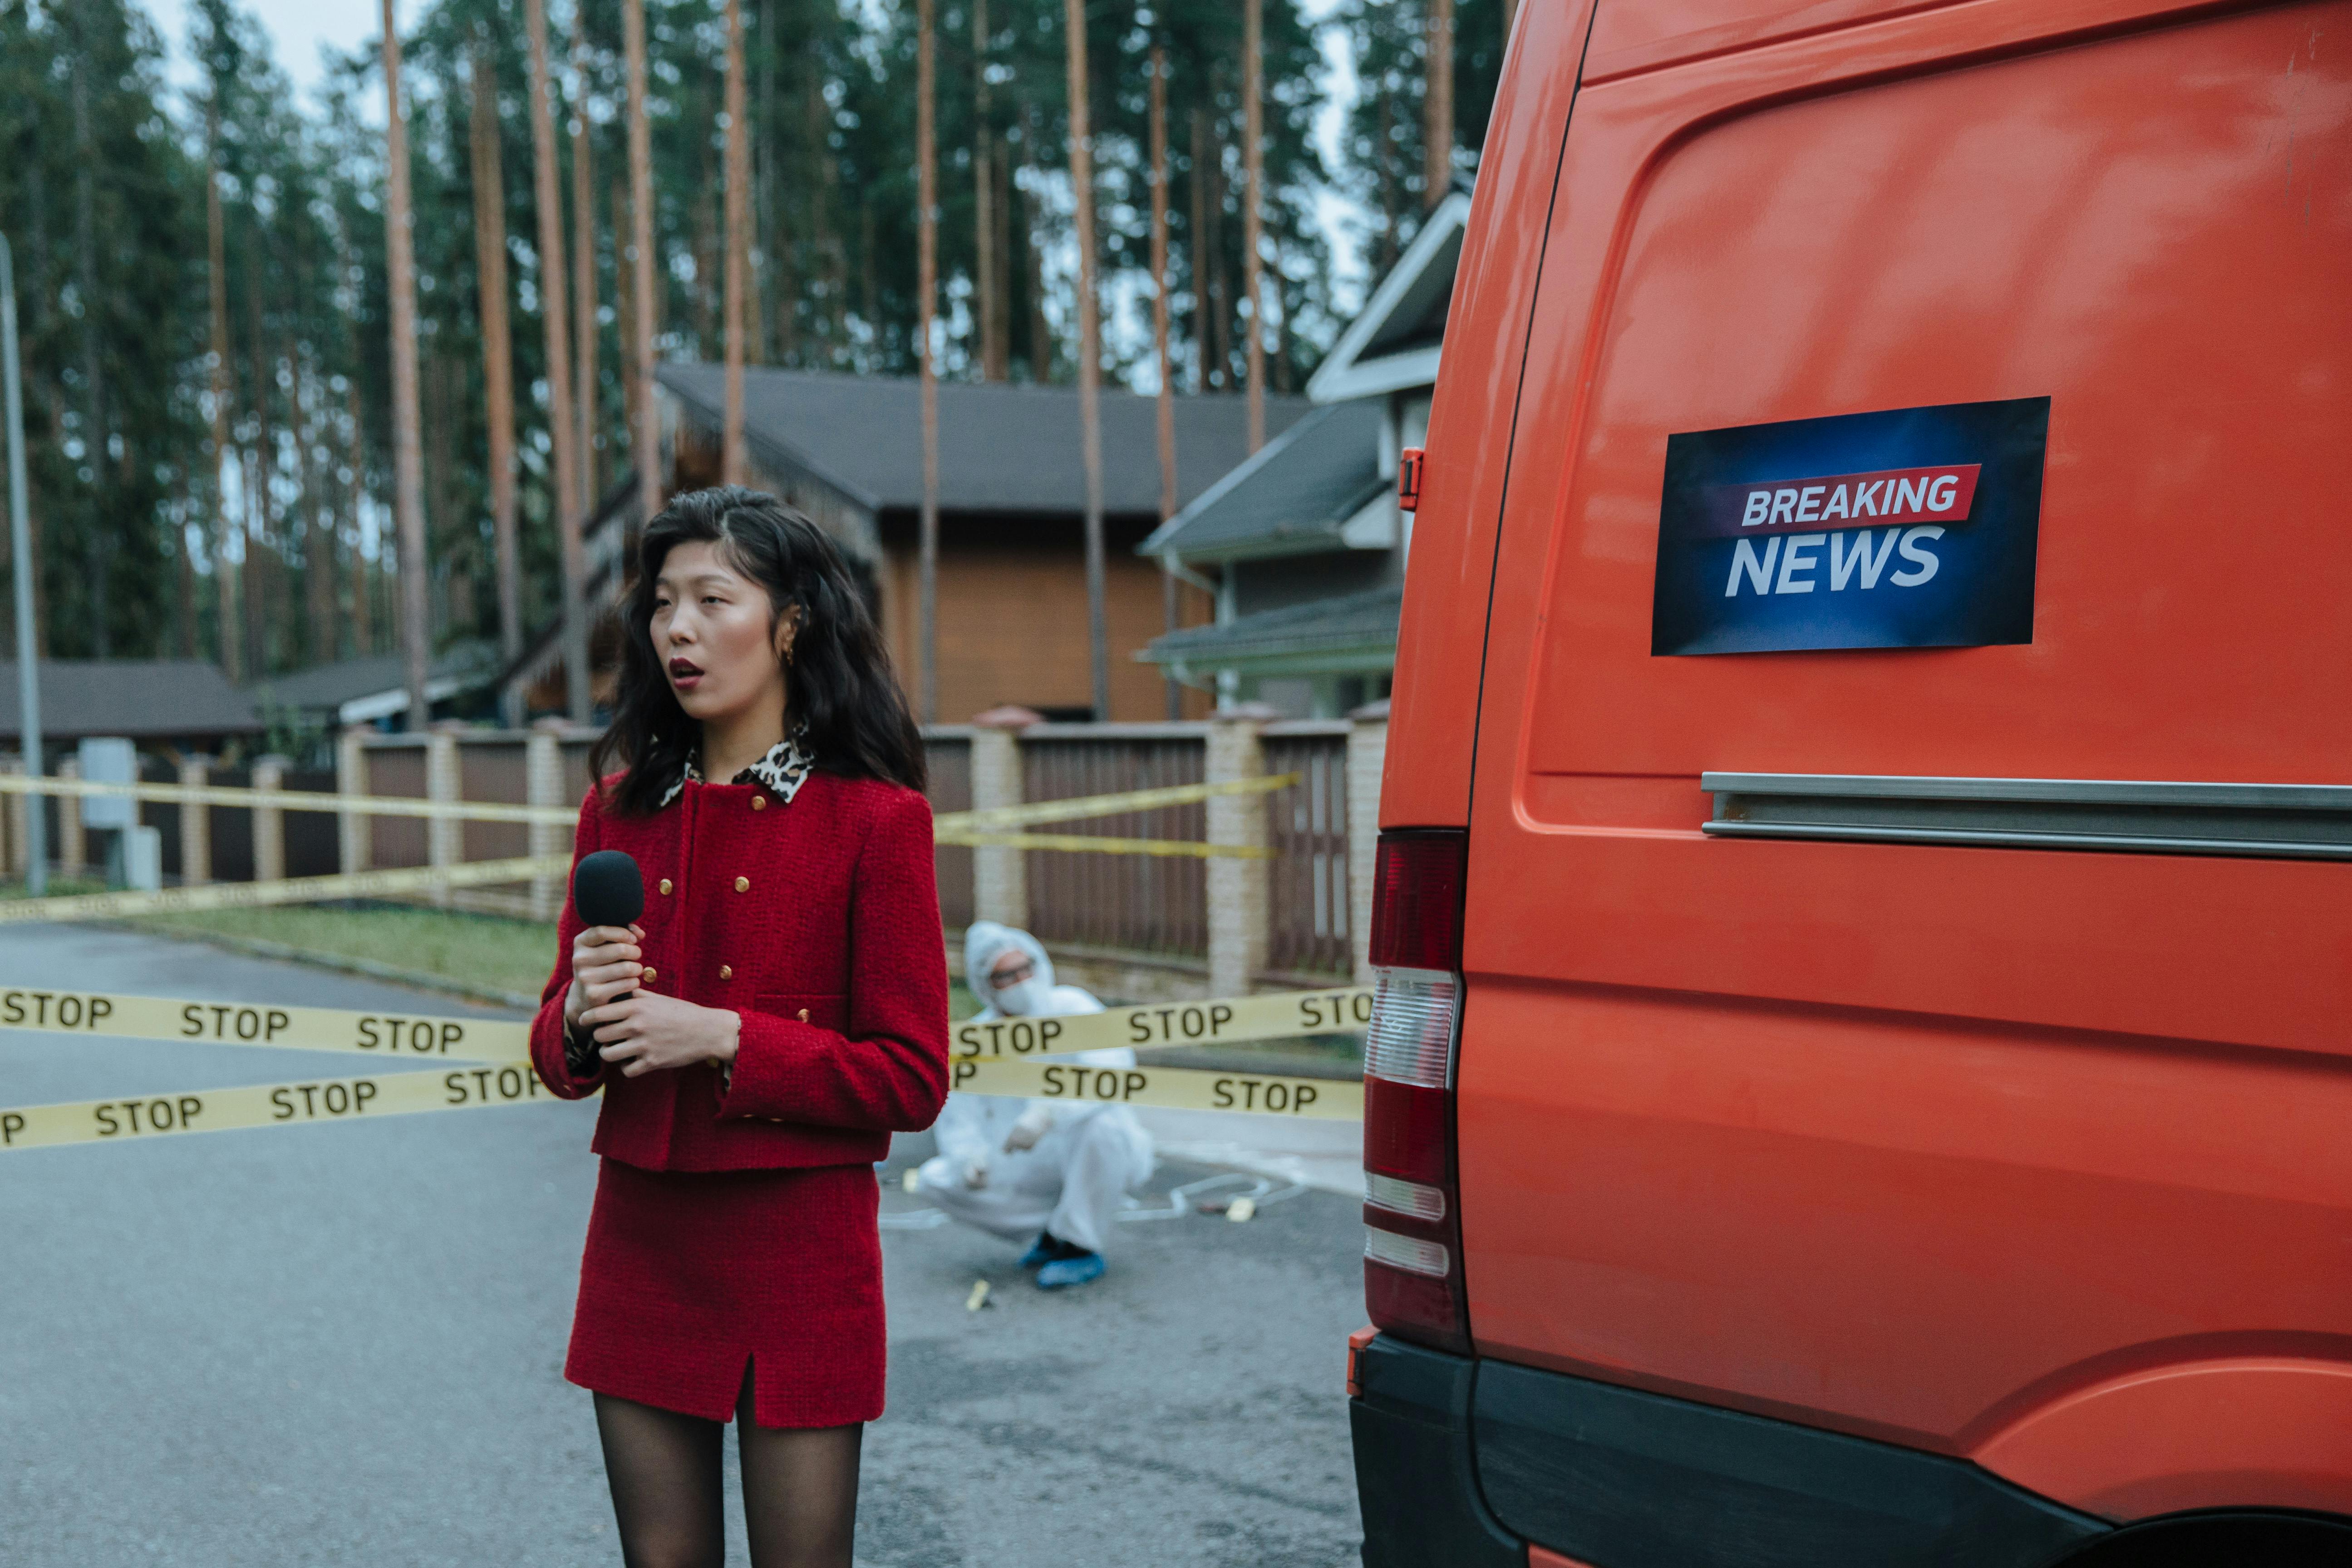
566, 923, 743, 1077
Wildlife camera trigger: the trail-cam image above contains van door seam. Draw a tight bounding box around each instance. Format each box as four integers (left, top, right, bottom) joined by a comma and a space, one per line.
1463, 4, 1602, 826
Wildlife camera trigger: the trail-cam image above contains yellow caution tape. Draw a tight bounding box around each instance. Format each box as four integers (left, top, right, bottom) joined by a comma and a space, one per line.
938, 831, 1273, 859
0, 984, 531, 1062
950, 1056, 1361, 1119
0, 856, 571, 925
951, 986, 1371, 1060
0, 1047, 1360, 1154
0, 982, 1371, 1152
0, 772, 574, 826
945, 773, 1300, 832
0, 1062, 560, 1152
0, 981, 1364, 1067
0, 770, 1304, 837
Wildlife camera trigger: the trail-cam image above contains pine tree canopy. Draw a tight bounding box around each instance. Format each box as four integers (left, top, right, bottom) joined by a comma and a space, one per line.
0, 0, 1499, 678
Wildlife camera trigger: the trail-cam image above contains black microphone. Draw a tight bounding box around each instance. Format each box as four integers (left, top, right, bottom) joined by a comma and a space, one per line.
573, 850, 646, 1003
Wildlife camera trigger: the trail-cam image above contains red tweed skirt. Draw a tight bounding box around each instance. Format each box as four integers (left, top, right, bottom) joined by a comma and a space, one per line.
565, 1157, 885, 1429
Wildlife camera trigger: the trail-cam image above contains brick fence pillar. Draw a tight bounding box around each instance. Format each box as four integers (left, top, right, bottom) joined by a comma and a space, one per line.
1206, 703, 1277, 998
426, 726, 463, 907
1346, 700, 1389, 984
250, 754, 289, 885
337, 729, 371, 875
56, 755, 82, 880
968, 705, 1038, 931
526, 721, 568, 921
178, 754, 213, 885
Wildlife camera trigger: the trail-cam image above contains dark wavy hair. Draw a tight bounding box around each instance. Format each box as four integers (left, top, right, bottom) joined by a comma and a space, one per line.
589, 486, 925, 813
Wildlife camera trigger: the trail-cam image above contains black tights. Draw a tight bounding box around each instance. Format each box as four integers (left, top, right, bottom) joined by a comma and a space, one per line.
593, 1366, 862, 1568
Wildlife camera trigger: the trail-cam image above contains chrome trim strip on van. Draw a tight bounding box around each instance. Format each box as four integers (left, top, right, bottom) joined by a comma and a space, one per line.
1699, 773, 2352, 860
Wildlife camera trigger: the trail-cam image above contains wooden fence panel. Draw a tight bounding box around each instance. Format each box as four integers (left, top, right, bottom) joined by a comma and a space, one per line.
458, 742, 531, 866
1020, 729, 1208, 959
1262, 729, 1353, 979
283, 771, 341, 878
366, 745, 429, 870
207, 766, 256, 883
925, 735, 975, 932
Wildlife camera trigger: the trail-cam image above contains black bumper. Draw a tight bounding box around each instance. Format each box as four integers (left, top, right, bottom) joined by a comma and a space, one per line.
1349, 1336, 2108, 1568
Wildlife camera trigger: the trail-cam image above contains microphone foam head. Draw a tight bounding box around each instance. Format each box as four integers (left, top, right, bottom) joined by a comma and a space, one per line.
573, 850, 645, 930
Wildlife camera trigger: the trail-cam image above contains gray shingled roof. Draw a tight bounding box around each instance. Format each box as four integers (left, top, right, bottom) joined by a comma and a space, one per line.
1136, 400, 1388, 563
656, 365, 1310, 516
1141, 584, 1403, 674
250, 645, 505, 723
0, 661, 261, 742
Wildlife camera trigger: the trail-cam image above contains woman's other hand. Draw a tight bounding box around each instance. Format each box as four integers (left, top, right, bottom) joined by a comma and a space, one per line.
565, 924, 645, 1032
586, 991, 745, 1078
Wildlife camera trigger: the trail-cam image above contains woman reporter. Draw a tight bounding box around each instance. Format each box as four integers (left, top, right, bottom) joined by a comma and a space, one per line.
531, 486, 948, 1568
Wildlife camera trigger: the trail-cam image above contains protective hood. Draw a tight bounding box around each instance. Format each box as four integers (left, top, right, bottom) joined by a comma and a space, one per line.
964, 921, 1054, 999
963, 922, 1104, 1020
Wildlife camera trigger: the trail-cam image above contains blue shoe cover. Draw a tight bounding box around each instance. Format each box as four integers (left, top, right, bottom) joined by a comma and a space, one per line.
1018, 1235, 1058, 1270
1034, 1252, 1106, 1290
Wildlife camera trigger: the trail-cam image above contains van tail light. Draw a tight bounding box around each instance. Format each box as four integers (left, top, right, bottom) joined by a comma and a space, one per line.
1361, 829, 1471, 1356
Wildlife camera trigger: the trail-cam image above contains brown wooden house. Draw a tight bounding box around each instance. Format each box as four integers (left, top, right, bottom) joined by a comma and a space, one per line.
654, 366, 1310, 722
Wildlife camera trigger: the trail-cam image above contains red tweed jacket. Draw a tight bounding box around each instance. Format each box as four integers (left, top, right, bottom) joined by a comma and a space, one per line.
529, 768, 950, 1172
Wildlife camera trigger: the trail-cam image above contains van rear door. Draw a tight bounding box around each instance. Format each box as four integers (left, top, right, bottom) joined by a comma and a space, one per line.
1452, 0, 2352, 1529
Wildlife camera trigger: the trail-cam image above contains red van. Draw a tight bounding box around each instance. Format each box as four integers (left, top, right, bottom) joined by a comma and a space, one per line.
1350, 3, 2352, 1565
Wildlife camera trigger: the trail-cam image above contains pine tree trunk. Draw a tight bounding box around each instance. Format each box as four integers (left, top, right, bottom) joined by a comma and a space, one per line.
758, 0, 787, 364
245, 266, 273, 675
614, 168, 638, 494
860, 203, 878, 361
1064, 0, 1107, 719
469, 37, 522, 714
1424, 0, 1453, 208
1023, 110, 1049, 383
1189, 108, 1209, 395
916, 0, 939, 721
69, 0, 110, 659
380, 0, 433, 730
344, 370, 372, 657
807, 77, 843, 359
290, 344, 335, 664
522, 0, 589, 719
1376, 92, 1398, 275
204, 119, 241, 680
992, 140, 1013, 381
1149, 45, 1180, 719
693, 161, 718, 354
570, 21, 601, 509
1207, 116, 1230, 393
1273, 233, 1292, 393
972, 0, 997, 382
622, 0, 662, 530
1242, 0, 1264, 452
721, 0, 751, 485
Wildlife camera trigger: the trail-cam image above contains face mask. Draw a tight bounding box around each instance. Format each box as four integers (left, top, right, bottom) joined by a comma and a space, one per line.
991, 977, 1047, 1017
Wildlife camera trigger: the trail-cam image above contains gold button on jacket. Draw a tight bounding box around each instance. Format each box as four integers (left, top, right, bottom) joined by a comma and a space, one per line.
734, 875, 750, 892
719, 964, 733, 979
658, 878, 673, 895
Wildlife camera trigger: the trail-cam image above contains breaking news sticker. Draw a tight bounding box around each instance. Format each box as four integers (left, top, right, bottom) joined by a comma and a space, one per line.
1649, 396, 2049, 656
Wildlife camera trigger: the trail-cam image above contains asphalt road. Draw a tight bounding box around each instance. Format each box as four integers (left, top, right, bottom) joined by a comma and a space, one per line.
0, 924, 1366, 1567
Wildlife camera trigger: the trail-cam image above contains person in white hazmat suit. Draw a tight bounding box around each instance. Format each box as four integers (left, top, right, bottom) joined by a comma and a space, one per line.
915, 923, 1155, 1289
